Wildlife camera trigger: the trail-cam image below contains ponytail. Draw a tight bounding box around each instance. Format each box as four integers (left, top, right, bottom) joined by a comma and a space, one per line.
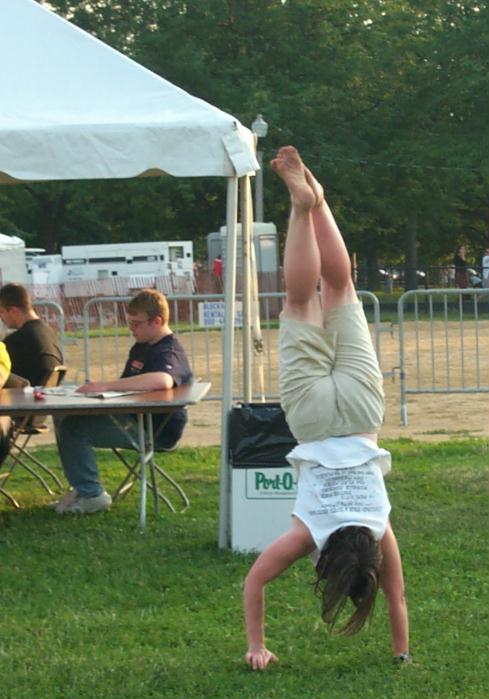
314, 526, 382, 635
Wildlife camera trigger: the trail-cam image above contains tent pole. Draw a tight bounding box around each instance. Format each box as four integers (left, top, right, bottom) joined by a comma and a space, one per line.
241, 175, 253, 402
218, 176, 239, 549
248, 192, 266, 402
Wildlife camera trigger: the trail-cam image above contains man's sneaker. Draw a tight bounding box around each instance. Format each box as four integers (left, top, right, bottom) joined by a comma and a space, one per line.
56, 490, 112, 515
49, 489, 78, 512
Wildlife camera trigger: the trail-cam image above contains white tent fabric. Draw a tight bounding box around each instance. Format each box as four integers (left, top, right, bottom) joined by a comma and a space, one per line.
0, 0, 258, 182
0, 233, 25, 251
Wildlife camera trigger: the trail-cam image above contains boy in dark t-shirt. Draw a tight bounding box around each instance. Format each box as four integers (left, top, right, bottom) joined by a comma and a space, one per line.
121, 333, 192, 447
53, 289, 193, 515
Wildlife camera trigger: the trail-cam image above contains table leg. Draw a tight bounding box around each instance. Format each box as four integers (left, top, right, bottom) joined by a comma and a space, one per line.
137, 413, 147, 529
145, 413, 159, 516
110, 413, 178, 523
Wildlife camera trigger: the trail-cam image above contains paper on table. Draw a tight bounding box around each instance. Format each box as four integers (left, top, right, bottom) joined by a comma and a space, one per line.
35, 385, 78, 396
82, 390, 146, 399
40, 386, 145, 399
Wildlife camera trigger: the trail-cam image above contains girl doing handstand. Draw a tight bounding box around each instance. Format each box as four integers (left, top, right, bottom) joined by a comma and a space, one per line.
243, 147, 410, 671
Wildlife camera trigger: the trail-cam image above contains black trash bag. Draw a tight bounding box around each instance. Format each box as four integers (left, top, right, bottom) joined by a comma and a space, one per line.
228, 403, 298, 466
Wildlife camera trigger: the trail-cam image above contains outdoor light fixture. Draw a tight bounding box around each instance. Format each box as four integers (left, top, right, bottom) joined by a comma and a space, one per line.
251, 113, 268, 141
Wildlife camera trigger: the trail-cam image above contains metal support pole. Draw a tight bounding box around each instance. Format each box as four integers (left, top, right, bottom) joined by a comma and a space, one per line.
218, 177, 239, 549
254, 150, 264, 222
241, 176, 253, 402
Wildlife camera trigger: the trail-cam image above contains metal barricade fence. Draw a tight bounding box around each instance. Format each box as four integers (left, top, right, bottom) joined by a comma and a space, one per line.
81, 291, 382, 402
398, 288, 489, 425
32, 300, 66, 360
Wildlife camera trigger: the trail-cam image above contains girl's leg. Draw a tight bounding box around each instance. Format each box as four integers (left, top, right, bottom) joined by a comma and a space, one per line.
305, 167, 357, 311
271, 147, 322, 326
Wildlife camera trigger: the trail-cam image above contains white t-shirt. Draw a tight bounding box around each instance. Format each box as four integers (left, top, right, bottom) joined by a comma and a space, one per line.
288, 436, 392, 563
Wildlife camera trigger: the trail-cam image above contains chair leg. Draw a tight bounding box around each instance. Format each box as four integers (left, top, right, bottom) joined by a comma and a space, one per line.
8, 456, 56, 495
152, 463, 190, 511
2, 430, 63, 499
144, 477, 176, 513
0, 487, 20, 509
111, 448, 186, 513
112, 471, 137, 501
111, 450, 138, 501
11, 444, 64, 490
112, 464, 176, 513
149, 460, 160, 516
113, 478, 137, 500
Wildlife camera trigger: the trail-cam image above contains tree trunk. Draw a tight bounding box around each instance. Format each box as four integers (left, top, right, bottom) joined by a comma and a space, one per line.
365, 249, 379, 291
405, 212, 418, 291
25, 185, 70, 253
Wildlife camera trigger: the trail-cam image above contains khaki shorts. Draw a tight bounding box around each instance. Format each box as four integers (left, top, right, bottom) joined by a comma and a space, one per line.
279, 302, 384, 442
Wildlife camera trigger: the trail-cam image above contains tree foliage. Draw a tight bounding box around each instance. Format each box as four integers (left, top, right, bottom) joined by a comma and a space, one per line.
1, 0, 486, 273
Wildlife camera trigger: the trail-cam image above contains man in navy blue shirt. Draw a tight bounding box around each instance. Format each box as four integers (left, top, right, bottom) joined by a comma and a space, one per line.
53, 289, 193, 515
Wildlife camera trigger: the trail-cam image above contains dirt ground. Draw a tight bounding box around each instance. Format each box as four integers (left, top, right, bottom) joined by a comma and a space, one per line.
170, 389, 489, 446
37, 319, 488, 446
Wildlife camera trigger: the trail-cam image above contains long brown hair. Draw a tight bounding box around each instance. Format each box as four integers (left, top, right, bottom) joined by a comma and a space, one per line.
314, 526, 382, 635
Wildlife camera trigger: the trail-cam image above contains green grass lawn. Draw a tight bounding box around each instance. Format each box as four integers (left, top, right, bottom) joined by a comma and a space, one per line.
0, 439, 487, 699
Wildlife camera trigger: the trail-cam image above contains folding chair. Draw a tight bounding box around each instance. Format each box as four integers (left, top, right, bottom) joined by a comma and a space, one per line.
0, 365, 67, 508
111, 415, 189, 514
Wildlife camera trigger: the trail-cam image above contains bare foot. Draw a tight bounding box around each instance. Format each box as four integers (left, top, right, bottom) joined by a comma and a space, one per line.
270, 146, 316, 211
304, 166, 324, 208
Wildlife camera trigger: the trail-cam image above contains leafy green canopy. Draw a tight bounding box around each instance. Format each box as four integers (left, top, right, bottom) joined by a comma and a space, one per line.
1, 0, 487, 268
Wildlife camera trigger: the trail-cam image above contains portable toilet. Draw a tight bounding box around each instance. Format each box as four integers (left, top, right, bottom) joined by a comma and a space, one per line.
0, 234, 28, 285
207, 232, 223, 272
211, 222, 279, 273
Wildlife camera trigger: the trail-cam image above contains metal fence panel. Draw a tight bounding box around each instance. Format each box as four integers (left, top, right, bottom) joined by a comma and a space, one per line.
398, 288, 489, 425
81, 291, 382, 402
32, 299, 66, 360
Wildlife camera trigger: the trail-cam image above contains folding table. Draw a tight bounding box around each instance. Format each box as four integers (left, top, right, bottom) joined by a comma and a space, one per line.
0, 382, 211, 527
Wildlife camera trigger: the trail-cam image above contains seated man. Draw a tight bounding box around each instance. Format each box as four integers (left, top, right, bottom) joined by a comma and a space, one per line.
0, 283, 63, 386
53, 288, 193, 515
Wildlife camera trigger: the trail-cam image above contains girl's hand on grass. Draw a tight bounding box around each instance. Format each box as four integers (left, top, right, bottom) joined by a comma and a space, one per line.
245, 646, 278, 671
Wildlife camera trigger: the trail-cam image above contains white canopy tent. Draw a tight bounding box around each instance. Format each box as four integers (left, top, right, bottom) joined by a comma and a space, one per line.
0, 0, 260, 545
0, 0, 257, 181
0, 233, 27, 285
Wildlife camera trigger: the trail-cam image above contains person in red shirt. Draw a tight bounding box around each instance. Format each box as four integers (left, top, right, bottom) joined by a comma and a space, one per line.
212, 254, 223, 291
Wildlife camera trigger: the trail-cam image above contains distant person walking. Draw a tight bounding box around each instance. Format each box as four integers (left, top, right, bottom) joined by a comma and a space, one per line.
212, 254, 223, 292
192, 259, 203, 292
453, 244, 469, 289
481, 247, 489, 289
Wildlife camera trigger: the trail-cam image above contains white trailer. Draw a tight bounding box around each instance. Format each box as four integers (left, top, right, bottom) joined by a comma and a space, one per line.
61, 241, 193, 282
0, 234, 28, 285
25, 247, 47, 278
31, 254, 64, 285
